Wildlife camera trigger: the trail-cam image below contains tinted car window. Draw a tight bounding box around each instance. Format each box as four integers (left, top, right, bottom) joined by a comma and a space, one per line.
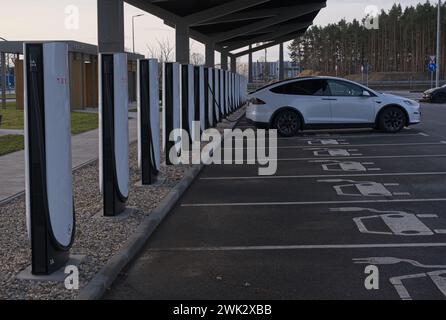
328, 80, 364, 97
270, 79, 329, 96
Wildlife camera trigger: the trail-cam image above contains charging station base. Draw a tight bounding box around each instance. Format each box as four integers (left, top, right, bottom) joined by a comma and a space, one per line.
93, 207, 136, 221
16, 255, 85, 282
135, 176, 166, 188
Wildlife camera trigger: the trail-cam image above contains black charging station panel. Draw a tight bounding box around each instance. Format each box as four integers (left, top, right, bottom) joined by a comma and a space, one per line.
139, 59, 160, 185
100, 54, 128, 216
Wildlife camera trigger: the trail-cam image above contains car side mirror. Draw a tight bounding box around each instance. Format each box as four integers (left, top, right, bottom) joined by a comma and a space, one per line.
362, 90, 371, 97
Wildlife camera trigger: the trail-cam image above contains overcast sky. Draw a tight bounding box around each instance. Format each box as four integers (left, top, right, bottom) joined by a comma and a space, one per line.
0, 0, 431, 62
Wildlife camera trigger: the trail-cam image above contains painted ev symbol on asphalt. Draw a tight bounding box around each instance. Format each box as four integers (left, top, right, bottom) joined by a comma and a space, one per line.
331, 208, 446, 236
353, 257, 446, 300
319, 179, 410, 197
307, 139, 350, 145
310, 160, 381, 172
306, 148, 363, 157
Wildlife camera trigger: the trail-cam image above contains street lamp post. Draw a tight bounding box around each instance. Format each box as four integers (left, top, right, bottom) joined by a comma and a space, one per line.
436, 0, 441, 88
132, 14, 144, 54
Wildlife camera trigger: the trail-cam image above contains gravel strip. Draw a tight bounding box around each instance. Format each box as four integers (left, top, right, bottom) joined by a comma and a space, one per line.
0, 106, 246, 300
0, 142, 189, 300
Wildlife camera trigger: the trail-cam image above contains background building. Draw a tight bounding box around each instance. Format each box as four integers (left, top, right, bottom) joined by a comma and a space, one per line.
0, 41, 143, 110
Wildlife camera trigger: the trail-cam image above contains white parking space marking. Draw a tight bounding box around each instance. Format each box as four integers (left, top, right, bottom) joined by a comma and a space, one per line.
305, 142, 445, 149
390, 271, 446, 300
353, 257, 446, 300
309, 160, 381, 172
353, 257, 446, 269
275, 132, 430, 140
308, 148, 362, 157
200, 172, 446, 181
331, 208, 446, 236
181, 198, 446, 207
149, 243, 446, 252
307, 139, 350, 145
319, 180, 410, 197
227, 142, 446, 150
258, 154, 446, 161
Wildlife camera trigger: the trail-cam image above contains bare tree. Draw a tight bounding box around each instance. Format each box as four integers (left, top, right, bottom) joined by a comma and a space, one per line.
146, 38, 175, 91
190, 52, 204, 66
147, 38, 174, 63
189, 40, 204, 65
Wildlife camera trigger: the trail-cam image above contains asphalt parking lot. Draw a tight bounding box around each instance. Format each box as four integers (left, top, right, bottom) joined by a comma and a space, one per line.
106, 98, 446, 300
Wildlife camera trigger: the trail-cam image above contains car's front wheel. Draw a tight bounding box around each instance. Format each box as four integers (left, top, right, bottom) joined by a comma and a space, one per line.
378, 107, 406, 133
273, 109, 301, 137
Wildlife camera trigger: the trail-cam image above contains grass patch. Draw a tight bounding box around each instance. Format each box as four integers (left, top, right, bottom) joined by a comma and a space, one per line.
0, 135, 24, 156
0, 104, 98, 135
0, 103, 23, 129
70, 112, 98, 135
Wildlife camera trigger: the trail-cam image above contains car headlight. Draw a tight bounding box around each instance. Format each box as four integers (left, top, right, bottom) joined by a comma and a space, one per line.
403, 100, 418, 106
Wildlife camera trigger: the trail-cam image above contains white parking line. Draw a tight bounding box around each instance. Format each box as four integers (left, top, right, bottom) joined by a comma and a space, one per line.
200, 172, 446, 181
148, 242, 446, 252
234, 132, 429, 140
270, 154, 446, 161
273, 132, 429, 140
181, 198, 446, 208
226, 142, 446, 150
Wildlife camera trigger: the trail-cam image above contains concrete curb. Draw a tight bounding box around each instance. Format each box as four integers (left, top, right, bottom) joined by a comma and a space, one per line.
76, 164, 204, 300
76, 107, 245, 300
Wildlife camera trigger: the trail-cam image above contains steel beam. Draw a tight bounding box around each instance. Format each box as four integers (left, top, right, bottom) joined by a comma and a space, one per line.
211, 2, 325, 43
98, 0, 125, 52
248, 45, 253, 83
233, 32, 304, 58
221, 52, 228, 70
206, 43, 215, 67
231, 56, 237, 73
175, 22, 190, 64
224, 22, 310, 51
186, 0, 270, 26
279, 43, 284, 80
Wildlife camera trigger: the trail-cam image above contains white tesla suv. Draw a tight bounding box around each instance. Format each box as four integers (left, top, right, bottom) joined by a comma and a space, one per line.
246, 77, 421, 137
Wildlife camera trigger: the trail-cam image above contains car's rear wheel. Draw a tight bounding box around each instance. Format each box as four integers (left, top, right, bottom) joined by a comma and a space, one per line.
378, 107, 406, 133
273, 109, 301, 137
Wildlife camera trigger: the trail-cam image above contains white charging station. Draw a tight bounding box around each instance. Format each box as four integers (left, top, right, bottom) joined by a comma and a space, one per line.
163, 62, 181, 165
137, 59, 160, 185
99, 53, 129, 217
24, 42, 74, 275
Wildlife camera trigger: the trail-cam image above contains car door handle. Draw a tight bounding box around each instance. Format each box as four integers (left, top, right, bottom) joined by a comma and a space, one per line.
322, 98, 337, 101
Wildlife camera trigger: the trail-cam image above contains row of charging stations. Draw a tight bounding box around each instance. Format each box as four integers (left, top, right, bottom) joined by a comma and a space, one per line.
161, 62, 247, 163
23, 42, 247, 276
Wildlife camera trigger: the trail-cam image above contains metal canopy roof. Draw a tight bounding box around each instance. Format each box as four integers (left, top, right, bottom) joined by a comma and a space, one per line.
125, 0, 326, 56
